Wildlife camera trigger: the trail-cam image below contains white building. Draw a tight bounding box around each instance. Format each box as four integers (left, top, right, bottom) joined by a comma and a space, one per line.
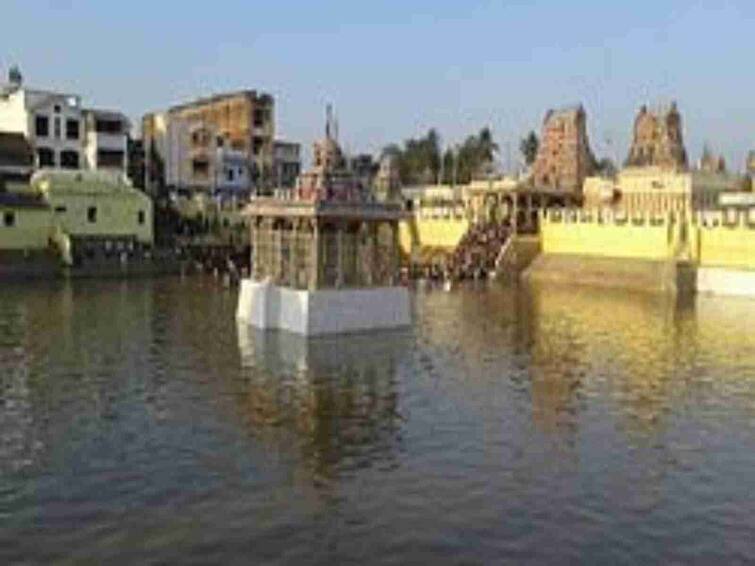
0, 69, 129, 173
83, 109, 130, 170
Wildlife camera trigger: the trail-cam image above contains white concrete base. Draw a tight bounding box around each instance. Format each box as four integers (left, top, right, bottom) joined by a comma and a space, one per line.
236, 279, 411, 335
697, 267, 755, 297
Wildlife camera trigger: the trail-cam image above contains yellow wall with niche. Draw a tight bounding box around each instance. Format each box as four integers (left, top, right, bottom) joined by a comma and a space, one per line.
0, 207, 54, 250
541, 216, 673, 260
541, 211, 755, 270
399, 217, 469, 255
46, 192, 153, 244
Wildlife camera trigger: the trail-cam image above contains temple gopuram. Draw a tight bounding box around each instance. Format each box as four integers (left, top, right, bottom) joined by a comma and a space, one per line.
236, 107, 410, 335
625, 102, 688, 170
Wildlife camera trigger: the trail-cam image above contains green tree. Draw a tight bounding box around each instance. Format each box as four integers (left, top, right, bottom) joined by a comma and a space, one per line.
477, 127, 499, 163
593, 157, 617, 177
520, 131, 539, 166
386, 127, 498, 185
388, 130, 441, 185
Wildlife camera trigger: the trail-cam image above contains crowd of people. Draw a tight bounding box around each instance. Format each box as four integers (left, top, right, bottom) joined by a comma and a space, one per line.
446, 220, 512, 280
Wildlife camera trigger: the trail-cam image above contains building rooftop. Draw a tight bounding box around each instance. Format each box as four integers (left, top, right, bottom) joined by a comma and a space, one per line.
0, 190, 49, 209
31, 170, 147, 200
84, 107, 129, 119
244, 197, 406, 221
167, 89, 274, 113
544, 104, 584, 122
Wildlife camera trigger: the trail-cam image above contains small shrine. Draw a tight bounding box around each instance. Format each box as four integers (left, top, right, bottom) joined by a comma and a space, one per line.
236, 107, 410, 335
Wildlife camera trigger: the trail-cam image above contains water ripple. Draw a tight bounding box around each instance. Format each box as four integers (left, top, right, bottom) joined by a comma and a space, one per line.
1, 279, 755, 563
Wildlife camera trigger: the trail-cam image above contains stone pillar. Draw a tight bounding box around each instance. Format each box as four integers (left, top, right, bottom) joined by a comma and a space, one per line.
526, 194, 533, 231
336, 222, 344, 289
309, 219, 320, 291
391, 220, 400, 285
258, 217, 274, 280
367, 221, 377, 287
251, 217, 261, 280
288, 220, 298, 288
274, 219, 284, 284
512, 192, 519, 234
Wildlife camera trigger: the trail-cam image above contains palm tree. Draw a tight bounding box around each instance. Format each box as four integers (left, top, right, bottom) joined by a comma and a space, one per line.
520, 131, 539, 166
477, 127, 499, 163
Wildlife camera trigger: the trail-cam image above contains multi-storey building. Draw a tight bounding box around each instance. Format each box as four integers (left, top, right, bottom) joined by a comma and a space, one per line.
273, 140, 301, 189
0, 70, 129, 173
82, 109, 130, 170
625, 102, 688, 170
531, 104, 594, 194
143, 90, 274, 196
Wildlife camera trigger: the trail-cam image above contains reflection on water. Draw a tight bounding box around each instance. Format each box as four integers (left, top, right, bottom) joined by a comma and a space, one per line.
1, 278, 755, 563
235, 326, 408, 480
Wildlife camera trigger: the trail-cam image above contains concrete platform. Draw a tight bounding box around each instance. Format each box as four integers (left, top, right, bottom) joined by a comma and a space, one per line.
236, 279, 411, 335
697, 266, 755, 297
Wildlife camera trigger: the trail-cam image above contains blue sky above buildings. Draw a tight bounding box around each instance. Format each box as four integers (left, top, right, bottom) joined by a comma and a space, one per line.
2, 0, 754, 169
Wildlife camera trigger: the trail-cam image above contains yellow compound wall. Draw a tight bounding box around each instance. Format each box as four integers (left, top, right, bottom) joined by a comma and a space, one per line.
399, 216, 470, 256
541, 212, 674, 260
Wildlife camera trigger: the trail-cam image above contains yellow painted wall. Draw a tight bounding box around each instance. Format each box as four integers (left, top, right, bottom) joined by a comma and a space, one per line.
399, 216, 469, 256
47, 192, 153, 244
699, 224, 755, 270
541, 213, 673, 260
0, 207, 53, 250
540, 209, 755, 270
32, 173, 154, 244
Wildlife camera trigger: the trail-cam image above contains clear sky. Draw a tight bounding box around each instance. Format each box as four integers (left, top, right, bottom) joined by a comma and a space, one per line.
2, 0, 754, 170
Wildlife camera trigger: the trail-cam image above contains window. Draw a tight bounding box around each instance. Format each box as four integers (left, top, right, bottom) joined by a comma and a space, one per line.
54, 206, 67, 213
95, 119, 123, 134
66, 119, 80, 140
227, 169, 235, 182
137, 210, 145, 225
35, 115, 49, 137
253, 109, 266, 127
96, 150, 124, 169
252, 137, 264, 156
60, 150, 80, 169
54, 117, 61, 139
37, 147, 55, 167
192, 159, 209, 177
3, 211, 15, 227
54, 104, 61, 113
216, 136, 224, 148
87, 206, 97, 223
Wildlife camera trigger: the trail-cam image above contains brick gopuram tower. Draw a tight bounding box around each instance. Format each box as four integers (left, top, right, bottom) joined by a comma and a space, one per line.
532, 105, 595, 195
625, 102, 688, 170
